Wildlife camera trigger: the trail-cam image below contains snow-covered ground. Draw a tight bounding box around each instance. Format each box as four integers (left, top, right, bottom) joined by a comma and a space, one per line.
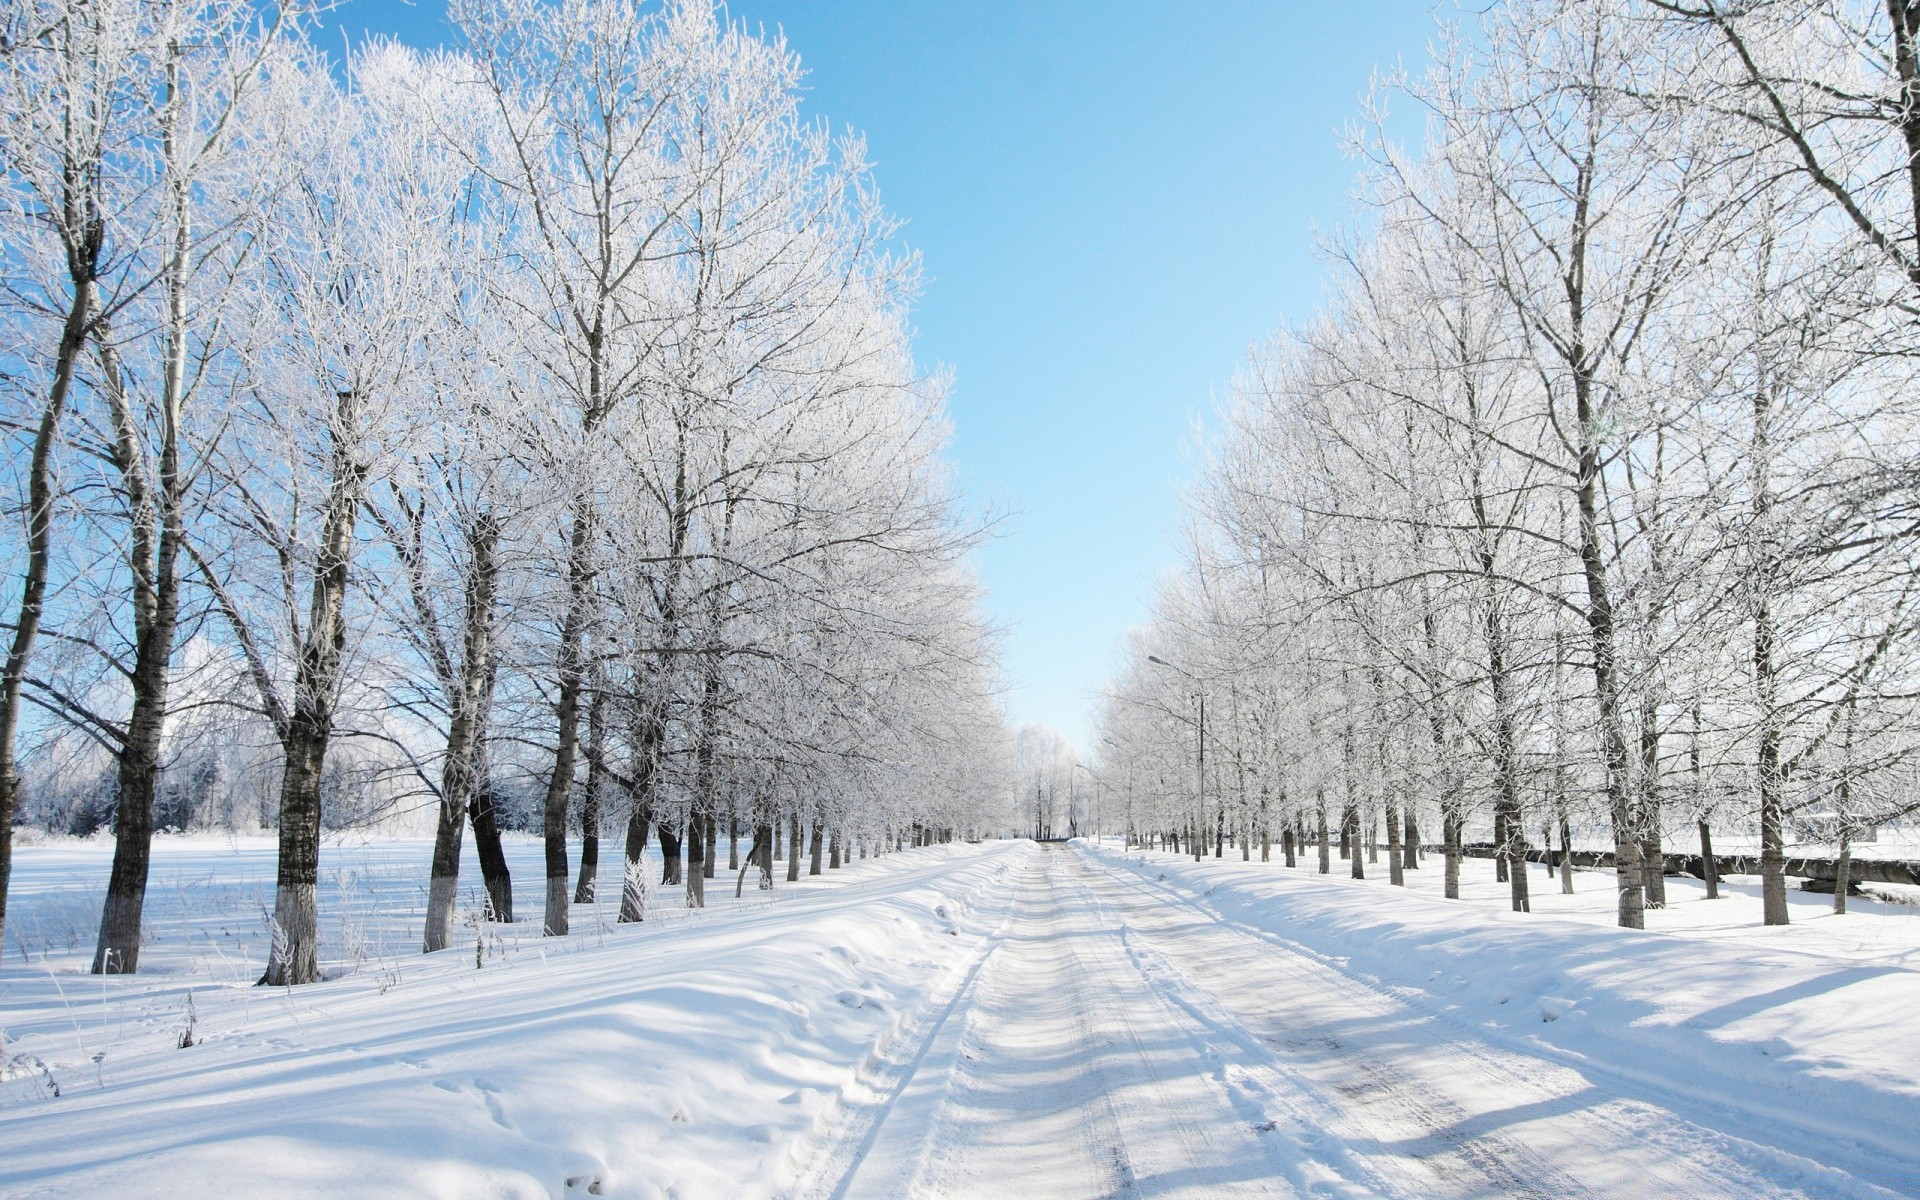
1212, 833, 1920, 968
3, 835, 1918, 1198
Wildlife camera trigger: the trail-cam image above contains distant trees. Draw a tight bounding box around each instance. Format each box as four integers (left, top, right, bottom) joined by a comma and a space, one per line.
0, 0, 1010, 982
1098, 0, 1920, 929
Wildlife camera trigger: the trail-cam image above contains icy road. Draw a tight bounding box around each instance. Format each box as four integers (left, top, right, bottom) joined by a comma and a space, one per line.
792, 844, 1916, 1200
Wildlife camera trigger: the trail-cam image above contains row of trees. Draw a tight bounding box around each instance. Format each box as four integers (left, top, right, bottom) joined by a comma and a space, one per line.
1097, 0, 1920, 927
0, 0, 1012, 985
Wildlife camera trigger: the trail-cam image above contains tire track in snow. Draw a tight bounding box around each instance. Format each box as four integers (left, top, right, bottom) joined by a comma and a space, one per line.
822, 845, 1365, 1200
780, 844, 1029, 1200
1070, 852, 1579, 1199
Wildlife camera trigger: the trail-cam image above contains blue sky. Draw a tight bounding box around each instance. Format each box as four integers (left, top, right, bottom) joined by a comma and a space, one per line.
330, 1, 1442, 753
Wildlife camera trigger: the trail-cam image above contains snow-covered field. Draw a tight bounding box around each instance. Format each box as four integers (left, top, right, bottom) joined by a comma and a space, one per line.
2, 835, 1918, 1198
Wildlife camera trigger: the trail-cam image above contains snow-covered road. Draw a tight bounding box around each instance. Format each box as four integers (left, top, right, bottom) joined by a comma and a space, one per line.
6, 837, 1917, 1198
798, 844, 1915, 1200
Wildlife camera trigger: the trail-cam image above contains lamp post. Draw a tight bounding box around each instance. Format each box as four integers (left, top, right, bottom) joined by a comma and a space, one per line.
1148, 655, 1205, 863
1101, 736, 1133, 848
1074, 760, 1100, 846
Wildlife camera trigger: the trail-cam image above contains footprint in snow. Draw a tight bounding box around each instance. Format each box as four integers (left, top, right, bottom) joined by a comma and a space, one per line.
429, 1077, 513, 1129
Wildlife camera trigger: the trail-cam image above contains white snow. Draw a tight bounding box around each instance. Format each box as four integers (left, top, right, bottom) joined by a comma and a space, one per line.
2, 836, 1918, 1198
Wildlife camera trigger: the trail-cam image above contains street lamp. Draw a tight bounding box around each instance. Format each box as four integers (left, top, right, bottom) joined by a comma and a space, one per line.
1147, 655, 1206, 863
1073, 761, 1101, 846
1101, 736, 1134, 849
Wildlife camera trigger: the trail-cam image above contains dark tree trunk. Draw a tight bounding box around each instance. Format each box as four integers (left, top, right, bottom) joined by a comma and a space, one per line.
1755, 594, 1789, 925
1560, 815, 1575, 895
469, 787, 513, 924
263, 391, 368, 986
658, 822, 683, 887
90, 314, 186, 975
686, 814, 706, 909
540, 503, 596, 937
620, 692, 665, 921
1386, 801, 1404, 887
1317, 793, 1331, 874
786, 809, 802, 882
1834, 825, 1854, 915
1698, 819, 1719, 899
614, 802, 652, 924
1574, 387, 1645, 928
1444, 808, 1462, 900
0, 235, 97, 963
424, 519, 498, 952
574, 681, 605, 906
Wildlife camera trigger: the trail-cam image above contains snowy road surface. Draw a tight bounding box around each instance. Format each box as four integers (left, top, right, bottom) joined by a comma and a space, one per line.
4, 837, 1917, 1198
793, 844, 1916, 1199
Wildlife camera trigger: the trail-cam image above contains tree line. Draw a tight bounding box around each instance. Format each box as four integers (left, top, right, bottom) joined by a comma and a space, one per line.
1097, 0, 1920, 928
0, 0, 1012, 985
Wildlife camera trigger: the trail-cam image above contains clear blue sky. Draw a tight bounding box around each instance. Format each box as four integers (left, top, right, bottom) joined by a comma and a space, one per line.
329, 1, 1441, 754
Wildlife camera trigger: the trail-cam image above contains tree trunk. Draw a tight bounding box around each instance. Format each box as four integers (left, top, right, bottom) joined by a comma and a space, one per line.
573, 681, 605, 906
620, 688, 665, 920
1698, 819, 1718, 900
263, 391, 368, 986
1386, 800, 1404, 887
0, 254, 95, 963
658, 822, 682, 886
423, 520, 498, 952
90, 293, 188, 975
1317, 793, 1331, 874
686, 814, 706, 908
1639, 707, 1667, 910
1506, 812, 1530, 914
786, 809, 802, 882
1484, 597, 1527, 914
829, 826, 842, 870
264, 732, 324, 986
1834, 825, 1853, 915
809, 816, 824, 875
1567, 348, 1646, 929
1559, 815, 1575, 895
1403, 810, 1420, 869
1755, 598, 1788, 925
1444, 807, 1462, 901
469, 770, 512, 923
540, 503, 597, 938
